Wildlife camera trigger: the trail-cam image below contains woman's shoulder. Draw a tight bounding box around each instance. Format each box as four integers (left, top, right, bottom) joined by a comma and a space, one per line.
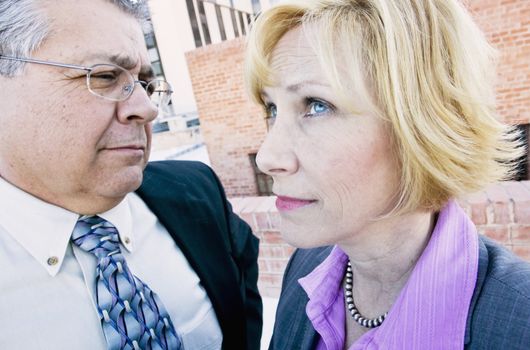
479, 235, 530, 296
283, 246, 334, 282
465, 235, 530, 349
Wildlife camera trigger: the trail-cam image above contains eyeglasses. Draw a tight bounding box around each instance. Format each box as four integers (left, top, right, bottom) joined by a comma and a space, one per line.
0, 55, 173, 108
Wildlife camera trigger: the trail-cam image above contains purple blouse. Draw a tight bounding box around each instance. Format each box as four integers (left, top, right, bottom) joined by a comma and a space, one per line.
298, 200, 479, 349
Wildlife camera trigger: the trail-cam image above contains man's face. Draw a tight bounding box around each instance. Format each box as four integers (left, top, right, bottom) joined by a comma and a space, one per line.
0, 0, 158, 213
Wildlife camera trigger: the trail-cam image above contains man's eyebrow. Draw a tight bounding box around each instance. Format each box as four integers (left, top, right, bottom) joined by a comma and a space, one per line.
83, 53, 155, 79
139, 65, 155, 80
83, 53, 135, 68
107, 55, 155, 79
108, 54, 137, 69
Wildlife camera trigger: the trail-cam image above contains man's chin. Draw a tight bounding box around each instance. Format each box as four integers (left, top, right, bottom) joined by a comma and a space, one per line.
108, 166, 145, 195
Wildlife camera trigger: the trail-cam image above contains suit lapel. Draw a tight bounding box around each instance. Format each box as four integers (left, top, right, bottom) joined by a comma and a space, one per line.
136, 171, 245, 348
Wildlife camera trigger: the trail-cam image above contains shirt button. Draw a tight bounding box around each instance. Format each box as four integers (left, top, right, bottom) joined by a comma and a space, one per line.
124, 237, 131, 244
47, 256, 59, 266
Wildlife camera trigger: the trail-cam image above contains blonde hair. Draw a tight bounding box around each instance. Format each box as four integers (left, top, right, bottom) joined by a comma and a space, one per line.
245, 0, 523, 213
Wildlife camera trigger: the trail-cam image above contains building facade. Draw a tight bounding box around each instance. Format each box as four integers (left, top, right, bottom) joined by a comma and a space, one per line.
185, 0, 530, 197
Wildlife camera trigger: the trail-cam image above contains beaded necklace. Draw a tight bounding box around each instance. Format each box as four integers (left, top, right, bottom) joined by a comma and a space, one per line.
344, 260, 388, 328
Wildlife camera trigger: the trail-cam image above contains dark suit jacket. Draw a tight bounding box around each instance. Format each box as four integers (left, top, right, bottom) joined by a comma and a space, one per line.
269, 235, 530, 349
136, 160, 262, 350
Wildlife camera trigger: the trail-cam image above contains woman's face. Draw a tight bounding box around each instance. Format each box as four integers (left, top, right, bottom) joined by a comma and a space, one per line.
256, 26, 401, 248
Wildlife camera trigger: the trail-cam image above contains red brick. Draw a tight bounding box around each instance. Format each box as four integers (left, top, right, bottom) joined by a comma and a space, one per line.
514, 201, 530, 224
239, 212, 257, 232
266, 259, 289, 274
282, 245, 296, 258
502, 181, 530, 223
269, 211, 282, 230
464, 191, 488, 225
259, 245, 285, 259
257, 285, 282, 298
513, 245, 530, 261
258, 273, 284, 286
511, 225, 530, 244
262, 231, 284, 244
479, 226, 511, 243
468, 201, 488, 225
255, 212, 271, 230
492, 202, 512, 224
257, 259, 268, 273
186, 38, 268, 197
259, 245, 272, 257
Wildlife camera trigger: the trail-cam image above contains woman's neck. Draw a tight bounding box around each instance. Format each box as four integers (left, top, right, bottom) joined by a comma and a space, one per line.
339, 210, 436, 317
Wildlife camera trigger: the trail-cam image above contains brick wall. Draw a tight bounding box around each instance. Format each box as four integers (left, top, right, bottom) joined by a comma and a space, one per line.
467, 0, 530, 124
185, 39, 267, 196
186, 0, 529, 197
231, 181, 530, 297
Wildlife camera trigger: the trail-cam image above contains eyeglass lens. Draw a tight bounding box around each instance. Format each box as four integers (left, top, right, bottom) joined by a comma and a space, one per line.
147, 80, 172, 107
87, 64, 171, 107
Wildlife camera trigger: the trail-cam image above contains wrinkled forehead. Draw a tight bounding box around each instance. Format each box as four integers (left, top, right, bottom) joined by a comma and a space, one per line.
264, 22, 379, 115
267, 24, 366, 91
269, 25, 325, 85
39, 0, 149, 67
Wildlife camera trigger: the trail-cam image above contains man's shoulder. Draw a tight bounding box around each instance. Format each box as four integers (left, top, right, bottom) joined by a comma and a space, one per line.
144, 160, 215, 182
467, 236, 530, 348
138, 160, 226, 208
142, 160, 221, 192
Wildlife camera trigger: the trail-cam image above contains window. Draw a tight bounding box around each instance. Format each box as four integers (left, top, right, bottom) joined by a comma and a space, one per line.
144, 32, 165, 78
152, 121, 170, 133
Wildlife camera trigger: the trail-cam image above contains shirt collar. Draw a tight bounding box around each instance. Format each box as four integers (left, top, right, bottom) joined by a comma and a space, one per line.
98, 197, 135, 253
0, 177, 135, 277
297, 201, 479, 349
298, 245, 348, 318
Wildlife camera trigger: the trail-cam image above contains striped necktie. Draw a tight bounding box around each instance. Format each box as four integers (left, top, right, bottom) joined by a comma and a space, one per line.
72, 215, 182, 350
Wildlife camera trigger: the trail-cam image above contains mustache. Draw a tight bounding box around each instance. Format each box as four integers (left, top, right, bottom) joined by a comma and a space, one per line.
99, 135, 148, 150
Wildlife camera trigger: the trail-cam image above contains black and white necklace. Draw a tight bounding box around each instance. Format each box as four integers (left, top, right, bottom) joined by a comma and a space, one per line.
344, 260, 388, 328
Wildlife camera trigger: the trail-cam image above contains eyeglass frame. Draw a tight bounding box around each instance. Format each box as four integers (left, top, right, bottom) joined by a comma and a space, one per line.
0, 54, 173, 106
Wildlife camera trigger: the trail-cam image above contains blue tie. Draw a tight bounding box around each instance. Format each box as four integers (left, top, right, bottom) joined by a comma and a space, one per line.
72, 215, 182, 350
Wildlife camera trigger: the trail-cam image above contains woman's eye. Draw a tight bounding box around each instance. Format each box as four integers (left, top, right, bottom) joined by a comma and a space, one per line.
307, 99, 332, 117
265, 103, 277, 118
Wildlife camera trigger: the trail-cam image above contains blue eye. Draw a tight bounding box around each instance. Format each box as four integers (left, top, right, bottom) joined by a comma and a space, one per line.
307, 99, 333, 117
265, 103, 277, 118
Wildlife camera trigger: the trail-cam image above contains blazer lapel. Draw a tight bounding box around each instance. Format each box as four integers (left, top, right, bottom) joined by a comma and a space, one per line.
136, 172, 245, 348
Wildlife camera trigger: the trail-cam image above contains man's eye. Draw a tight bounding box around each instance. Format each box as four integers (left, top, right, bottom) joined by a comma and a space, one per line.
91, 72, 118, 81
307, 99, 333, 117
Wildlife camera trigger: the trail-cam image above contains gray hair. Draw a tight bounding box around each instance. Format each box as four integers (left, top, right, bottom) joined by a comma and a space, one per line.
0, 0, 150, 77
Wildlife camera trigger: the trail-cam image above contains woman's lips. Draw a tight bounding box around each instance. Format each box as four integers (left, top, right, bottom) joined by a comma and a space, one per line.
275, 196, 316, 211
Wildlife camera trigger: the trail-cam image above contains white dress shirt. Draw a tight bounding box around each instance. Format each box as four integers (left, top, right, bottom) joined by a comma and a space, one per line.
0, 176, 223, 349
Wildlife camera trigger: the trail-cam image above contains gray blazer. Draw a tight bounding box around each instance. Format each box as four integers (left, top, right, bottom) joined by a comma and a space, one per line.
269, 235, 530, 349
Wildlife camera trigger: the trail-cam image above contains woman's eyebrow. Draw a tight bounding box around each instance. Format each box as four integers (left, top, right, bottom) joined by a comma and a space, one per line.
286, 80, 331, 93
